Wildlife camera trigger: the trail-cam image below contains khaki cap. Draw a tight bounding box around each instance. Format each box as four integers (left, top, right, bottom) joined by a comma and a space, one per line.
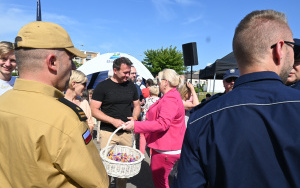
15, 21, 86, 58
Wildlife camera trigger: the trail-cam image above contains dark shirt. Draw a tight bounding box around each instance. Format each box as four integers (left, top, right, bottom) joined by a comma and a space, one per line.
175, 71, 300, 188
291, 80, 300, 90
92, 79, 138, 132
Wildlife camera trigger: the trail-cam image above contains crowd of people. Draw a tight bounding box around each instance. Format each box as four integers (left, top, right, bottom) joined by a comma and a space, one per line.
1, 9, 300, 188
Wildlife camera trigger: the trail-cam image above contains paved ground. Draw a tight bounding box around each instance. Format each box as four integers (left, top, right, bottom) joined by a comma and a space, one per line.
93, 137, 155, 188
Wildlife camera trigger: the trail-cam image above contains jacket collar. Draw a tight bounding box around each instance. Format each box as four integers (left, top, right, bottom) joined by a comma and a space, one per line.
161, 87, 177, 99
14, 79, 65, 99
234, 71, 282, 89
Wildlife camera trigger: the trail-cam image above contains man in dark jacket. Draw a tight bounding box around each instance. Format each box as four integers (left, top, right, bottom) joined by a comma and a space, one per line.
175, 10, 300, 188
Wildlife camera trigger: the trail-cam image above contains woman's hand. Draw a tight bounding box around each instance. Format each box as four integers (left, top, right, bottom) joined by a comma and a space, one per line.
187, 82, 195, 91
123, 120, 135, 131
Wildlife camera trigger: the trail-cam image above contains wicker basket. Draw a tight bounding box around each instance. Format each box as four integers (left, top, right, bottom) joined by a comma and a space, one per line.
100, 126, 144, 178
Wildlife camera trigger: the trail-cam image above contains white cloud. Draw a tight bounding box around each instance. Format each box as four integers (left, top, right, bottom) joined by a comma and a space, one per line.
151, 0, 202, 21
0, 3, 79, 42
0, 6, 34, 40
175, 0, 195, 5
43, 13, 78, 26
183, 15, 203, 25
151, 0, 176, 21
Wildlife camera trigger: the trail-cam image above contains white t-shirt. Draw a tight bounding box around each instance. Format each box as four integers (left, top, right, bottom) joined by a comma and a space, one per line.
142, 96, 160, 121
0, 77, 16, 96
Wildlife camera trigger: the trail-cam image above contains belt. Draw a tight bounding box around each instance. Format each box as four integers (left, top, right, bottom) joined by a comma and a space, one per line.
154, 149, 181, 155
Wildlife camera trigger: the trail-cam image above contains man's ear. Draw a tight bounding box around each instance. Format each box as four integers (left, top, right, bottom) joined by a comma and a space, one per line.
113, 68, 118, 75
273, 40, 285, 66
46, 54, 58, 72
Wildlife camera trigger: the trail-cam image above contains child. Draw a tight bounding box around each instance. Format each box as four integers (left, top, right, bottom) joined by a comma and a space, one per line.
140, 86, 160, 154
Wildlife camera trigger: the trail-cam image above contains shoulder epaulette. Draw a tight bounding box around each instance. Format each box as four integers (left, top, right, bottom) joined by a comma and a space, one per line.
58, 98, 88, 121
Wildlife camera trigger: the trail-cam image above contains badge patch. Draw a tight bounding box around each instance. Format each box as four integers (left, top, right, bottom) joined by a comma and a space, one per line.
82, 129, 92, 145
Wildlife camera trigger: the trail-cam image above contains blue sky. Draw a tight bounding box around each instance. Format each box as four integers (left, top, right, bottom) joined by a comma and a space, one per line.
1, 0, 300, 71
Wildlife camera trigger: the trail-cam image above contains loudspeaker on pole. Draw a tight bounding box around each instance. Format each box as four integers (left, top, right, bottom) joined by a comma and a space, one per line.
182, 42, 198, 66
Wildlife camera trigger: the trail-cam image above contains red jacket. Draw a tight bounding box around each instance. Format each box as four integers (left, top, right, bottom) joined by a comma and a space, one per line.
134, 88, 186, 151
142, 88, 150, 98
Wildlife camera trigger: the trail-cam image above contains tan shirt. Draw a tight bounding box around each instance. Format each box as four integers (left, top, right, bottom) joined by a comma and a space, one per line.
0, 79, 109, 188
79, 99, 95, 131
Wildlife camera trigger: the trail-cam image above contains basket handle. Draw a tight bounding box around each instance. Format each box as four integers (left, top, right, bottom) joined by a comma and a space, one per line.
104, 125, 136, 154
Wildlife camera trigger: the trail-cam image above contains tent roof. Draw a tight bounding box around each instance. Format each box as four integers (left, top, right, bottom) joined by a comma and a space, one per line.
199, 52, 238, 79
78, 52, 154, 80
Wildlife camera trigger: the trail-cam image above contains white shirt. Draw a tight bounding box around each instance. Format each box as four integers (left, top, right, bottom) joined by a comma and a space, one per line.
0, 77, 16, 96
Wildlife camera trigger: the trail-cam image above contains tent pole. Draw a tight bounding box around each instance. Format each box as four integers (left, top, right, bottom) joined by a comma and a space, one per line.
190, 66, 193, 83
212, 72, 216, 95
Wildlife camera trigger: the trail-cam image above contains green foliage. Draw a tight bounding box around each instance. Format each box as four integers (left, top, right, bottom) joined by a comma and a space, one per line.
142, 45, 187, 76
197, 84, 204, 92
73, 60, 81, 69
12, 72, 18, 76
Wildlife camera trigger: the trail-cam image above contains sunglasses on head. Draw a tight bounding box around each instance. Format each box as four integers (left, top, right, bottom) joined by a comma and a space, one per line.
225, 77, 238, 83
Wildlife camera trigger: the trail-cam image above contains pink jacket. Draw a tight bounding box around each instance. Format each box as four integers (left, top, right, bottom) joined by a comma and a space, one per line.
134, 88, 186, 151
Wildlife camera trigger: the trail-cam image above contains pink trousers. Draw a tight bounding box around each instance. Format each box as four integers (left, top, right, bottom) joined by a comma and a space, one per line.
139, 133, 146, 154
150, 149, 180, 188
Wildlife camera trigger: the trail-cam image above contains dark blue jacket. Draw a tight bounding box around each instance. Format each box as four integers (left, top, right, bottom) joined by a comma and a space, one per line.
291, 80, 300, 90
174, 71, 300, 188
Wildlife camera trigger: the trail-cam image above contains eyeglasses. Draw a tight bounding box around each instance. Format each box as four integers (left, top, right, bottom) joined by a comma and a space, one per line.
225, 77, 237, 83
271, 41, 295, 49
271, 41, 300, 59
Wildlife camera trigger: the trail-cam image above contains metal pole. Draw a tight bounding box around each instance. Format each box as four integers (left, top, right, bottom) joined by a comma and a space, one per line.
190, 66, 193, 83
212, 72, 216, 95
36, 0, 42, 21
198, 76, 200, 98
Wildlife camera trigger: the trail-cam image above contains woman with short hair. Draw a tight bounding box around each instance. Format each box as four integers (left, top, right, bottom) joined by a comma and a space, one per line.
64, 70, 94, 133
124, 68, 186, 188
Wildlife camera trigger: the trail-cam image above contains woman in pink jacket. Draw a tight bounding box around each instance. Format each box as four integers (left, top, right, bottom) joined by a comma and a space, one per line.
124, 68, 186, 188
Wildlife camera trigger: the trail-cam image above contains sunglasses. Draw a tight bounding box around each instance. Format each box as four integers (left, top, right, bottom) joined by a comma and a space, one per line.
271, 41, 300, 59
76, 82, 87, 87
225, 77, 238, 83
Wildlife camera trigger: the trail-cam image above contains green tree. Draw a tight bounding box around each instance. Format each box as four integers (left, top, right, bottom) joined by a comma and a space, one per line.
73, 60, 81, 69
142, 45, 187, 76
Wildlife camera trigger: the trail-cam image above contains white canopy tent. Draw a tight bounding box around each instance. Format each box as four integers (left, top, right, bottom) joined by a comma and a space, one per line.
78, 52, 154, 80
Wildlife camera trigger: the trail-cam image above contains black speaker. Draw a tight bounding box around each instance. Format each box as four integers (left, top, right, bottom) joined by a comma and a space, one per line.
182, 42, 198, 66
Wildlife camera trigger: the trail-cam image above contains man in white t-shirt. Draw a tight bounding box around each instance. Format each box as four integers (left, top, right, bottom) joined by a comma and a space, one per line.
0, 41, 16, 96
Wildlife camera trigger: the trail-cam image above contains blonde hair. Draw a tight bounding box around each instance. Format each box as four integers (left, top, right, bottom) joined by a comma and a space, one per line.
68, 70, 88, 88
149, 86, 159, 96
178, 82, 190, 100
233, 10, 290, 67
157, 68, 181, 87
0, 41, 14, 56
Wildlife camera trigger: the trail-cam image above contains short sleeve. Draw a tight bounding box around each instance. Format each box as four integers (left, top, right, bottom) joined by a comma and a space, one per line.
92, 82, 105, 102
132, 83, 139, 101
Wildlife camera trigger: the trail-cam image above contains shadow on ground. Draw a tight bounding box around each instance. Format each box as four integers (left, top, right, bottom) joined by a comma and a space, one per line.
128, 160, 155, 188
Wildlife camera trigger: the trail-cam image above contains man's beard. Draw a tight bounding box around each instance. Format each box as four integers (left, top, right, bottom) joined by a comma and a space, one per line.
280, 54, 293, 84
